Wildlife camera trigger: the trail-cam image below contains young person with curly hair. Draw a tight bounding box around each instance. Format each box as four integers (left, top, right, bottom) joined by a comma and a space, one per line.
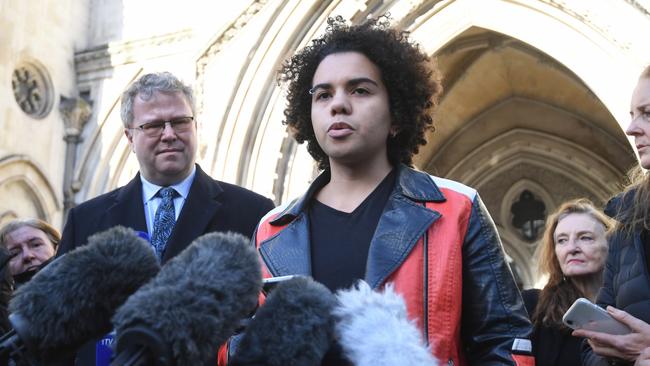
241, 16, 534, 366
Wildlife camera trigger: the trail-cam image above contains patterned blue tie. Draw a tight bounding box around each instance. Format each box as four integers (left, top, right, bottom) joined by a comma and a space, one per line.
151, 187, 177, 260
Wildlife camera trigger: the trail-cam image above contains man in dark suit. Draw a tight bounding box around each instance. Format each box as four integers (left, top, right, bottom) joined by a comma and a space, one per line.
59, 71, 274, 260
57, 72, 274, 365
59, 164, 273, 262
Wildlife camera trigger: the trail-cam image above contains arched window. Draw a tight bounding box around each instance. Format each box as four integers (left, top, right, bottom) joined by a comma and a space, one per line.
510, 189, 546, 242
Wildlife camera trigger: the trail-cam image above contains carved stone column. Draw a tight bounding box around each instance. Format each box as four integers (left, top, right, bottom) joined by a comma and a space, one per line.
59, 96, 92, 222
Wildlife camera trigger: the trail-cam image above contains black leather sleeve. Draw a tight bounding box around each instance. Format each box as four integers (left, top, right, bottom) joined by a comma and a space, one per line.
461, 194, 534, 365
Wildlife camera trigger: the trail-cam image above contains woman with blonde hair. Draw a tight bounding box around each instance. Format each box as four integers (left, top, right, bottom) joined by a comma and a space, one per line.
575, 65, 650, 365
523, 198, 613, 366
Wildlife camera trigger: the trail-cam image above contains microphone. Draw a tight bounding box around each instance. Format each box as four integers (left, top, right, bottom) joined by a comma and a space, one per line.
0, 226, 160, 364
111, 231, 262, 366
230, 276, 337, 366
333, 281, 439, 366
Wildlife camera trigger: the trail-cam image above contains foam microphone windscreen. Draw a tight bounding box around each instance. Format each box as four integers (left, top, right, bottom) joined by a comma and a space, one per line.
7, 226, 160, 360
230, 276, 337, 366
112, 231, 262, 365
333, 281, 439, 366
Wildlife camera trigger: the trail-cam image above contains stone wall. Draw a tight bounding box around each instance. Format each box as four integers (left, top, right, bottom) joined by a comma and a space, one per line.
0, 0, 88, 227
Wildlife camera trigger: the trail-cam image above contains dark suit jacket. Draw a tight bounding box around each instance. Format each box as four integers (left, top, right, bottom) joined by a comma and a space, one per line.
57, 164, 275, 365
59, 164, 275, 262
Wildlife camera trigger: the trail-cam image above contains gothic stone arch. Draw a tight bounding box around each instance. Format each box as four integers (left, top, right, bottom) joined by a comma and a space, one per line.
0, 155, 61, 226
194, 0, 643, 204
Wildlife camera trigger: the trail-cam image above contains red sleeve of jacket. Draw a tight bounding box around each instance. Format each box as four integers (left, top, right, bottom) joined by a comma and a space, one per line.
513, 354, 536, 366
461, 194, 535, 364
217, 343, 228, 366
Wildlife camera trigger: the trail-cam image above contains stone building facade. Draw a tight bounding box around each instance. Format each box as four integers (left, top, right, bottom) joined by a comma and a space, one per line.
2, 0, 649, 287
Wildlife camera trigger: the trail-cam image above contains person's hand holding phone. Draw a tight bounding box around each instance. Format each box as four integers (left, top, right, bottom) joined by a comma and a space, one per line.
572, 306, 650, 362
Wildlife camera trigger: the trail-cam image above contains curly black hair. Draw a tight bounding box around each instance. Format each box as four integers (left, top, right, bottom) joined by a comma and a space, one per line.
278, 15, 442, 170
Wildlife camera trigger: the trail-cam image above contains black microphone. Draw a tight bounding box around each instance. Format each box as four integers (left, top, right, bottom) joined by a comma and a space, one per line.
0, 226, 160, 364
333, 281, 438, 366
111, 231, 262, 366
230, 276, 337, 366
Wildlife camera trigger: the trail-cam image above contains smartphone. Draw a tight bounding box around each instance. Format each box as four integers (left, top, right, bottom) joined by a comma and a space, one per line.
262, 275, 299, 295
562, 298, 631, 335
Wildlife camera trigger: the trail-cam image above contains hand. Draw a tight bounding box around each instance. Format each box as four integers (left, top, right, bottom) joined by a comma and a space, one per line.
636, 347, 650, 366
572, 306, 650, 362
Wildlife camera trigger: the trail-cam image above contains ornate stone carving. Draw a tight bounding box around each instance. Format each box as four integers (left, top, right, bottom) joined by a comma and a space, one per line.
195, 0, 268, 116
540, 0, 639, 50
74, 30, 193, 76
59, 96, 93, 140
59, 95, 93, 217
11, 62, 53, 118
510, 190, 547, 242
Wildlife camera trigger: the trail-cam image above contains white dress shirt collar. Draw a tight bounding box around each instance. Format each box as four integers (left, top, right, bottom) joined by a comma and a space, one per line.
140, 165, 196, 201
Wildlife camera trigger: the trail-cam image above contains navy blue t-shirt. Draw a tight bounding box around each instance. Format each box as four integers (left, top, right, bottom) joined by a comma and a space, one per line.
309, 169, 396, 292
308, 169, 396, 366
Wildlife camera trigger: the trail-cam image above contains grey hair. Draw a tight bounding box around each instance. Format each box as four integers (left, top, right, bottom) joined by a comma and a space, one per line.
120, 72, 195, 128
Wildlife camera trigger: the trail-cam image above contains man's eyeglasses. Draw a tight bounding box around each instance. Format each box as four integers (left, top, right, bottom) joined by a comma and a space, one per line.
129, 116, 194, 138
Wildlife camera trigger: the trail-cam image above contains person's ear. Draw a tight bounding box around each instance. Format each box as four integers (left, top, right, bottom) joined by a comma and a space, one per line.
124, 129, 135, 152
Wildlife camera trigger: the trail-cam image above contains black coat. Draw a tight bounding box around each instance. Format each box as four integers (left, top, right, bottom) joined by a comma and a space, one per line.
522, 289, 583, 366
57, 164, 275, 366
59, 164, 275, 263
0, 247, 12, 334
581, 193, 650, 366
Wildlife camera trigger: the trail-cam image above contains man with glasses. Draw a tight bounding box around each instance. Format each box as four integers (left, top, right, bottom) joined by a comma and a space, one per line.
59, 71, 275, 262
57, 72, 274, 365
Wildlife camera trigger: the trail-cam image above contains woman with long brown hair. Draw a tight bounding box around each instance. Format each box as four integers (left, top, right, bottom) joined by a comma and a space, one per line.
523, 198, 613, 366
